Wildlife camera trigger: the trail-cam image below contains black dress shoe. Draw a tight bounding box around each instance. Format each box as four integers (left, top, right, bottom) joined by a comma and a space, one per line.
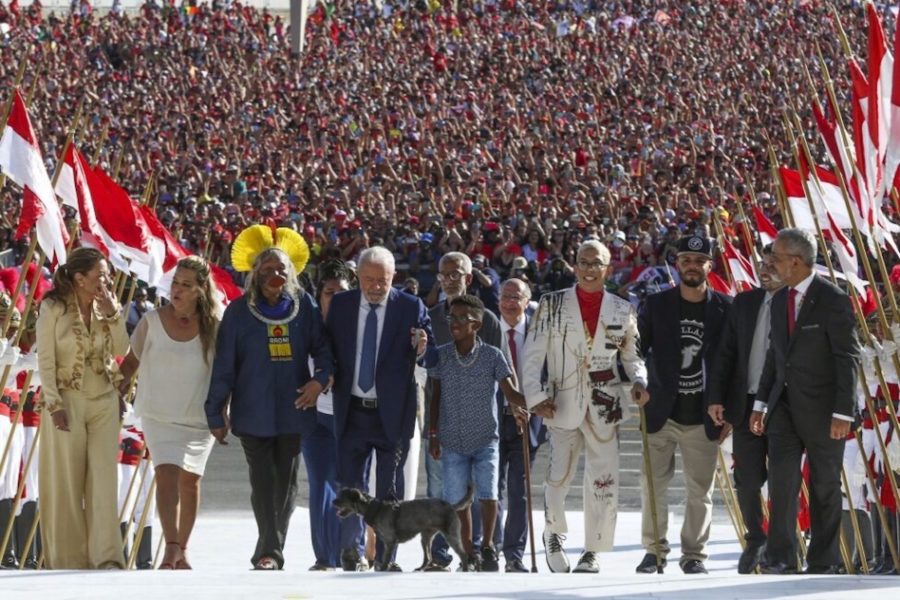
738, 543, 766, 574
505, 558, 529, 573
635, 553, 666, 574
760, 561, 798, 575
681, 559, 708, 574
804, 565, 842, 575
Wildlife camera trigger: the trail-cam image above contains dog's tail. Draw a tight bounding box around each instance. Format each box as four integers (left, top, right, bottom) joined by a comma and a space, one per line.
451, 483, 475, 511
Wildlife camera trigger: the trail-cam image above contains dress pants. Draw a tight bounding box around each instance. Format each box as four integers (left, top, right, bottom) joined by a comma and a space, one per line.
732, 400, 768, 547
39, 390, 124, 569
545, 416, 619, 553
301, 413, 341, 568
239, 433, 302, 569
497, 413, 537, 561
766, 402, 844, 569
337, 406, 409, 564
640, 420, 718, 563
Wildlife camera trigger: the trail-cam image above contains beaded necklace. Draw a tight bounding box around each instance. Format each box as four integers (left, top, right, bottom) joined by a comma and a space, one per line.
454, 338, 482, 368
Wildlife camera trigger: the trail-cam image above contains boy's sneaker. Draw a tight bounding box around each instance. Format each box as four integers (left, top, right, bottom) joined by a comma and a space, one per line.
542, 530, 570, 573
481, 546, 500, 572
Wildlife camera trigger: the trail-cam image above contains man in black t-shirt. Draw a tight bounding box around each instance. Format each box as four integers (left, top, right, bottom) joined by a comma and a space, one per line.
637, 235, 732, 575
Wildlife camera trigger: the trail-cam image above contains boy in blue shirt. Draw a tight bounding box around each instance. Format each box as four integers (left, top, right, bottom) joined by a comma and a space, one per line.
428, 295, 527, 571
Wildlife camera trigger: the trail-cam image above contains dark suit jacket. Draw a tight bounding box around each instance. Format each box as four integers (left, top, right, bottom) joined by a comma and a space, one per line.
707, 287, 768, 426
327, 287, 438, 443
638, 286, 732, 439
756, 276, 860, 424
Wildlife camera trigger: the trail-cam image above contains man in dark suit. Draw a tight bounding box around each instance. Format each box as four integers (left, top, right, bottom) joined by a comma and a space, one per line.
637, 235, 731, 575
496, 278, 545, 573
327, 247, 437, 572
707, 246, 784, 573
752, 228, 860, 574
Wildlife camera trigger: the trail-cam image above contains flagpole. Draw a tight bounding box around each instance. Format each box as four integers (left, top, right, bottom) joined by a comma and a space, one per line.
763, 135, 794, 228
734, 182, 763, 273
112, 141, 127, 180
90, 121, 110, 166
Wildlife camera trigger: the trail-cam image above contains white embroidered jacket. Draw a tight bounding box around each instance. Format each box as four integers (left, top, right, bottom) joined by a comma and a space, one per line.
523, 287, 647, 431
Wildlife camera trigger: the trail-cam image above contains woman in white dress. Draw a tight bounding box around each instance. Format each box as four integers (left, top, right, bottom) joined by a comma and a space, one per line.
120, 256, 220, 569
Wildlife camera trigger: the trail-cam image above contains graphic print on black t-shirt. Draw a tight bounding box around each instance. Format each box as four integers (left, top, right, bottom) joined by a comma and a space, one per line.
673, 297, 705, 426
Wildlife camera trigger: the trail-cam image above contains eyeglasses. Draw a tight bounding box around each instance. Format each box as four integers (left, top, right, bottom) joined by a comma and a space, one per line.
446, 314, 478, 324
500, 295, 526, 302
576, 261, 608, 270
437, 271, 467, 282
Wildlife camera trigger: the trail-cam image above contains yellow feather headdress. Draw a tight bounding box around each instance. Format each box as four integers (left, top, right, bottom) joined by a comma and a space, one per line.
231, 225, 310, 274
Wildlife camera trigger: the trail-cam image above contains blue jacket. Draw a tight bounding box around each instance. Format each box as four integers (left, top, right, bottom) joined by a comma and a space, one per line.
327, 288, 437, 444
205, 293, 333, 438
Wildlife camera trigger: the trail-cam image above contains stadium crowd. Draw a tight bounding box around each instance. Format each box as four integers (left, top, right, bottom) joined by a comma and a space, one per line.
0, 0, 893, 297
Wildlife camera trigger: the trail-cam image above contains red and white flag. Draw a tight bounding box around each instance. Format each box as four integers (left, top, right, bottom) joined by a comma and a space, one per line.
721, 238, 758, 290
88, 166, 165, 285
138, 208, 239, 306
804, 168, 868, 296
752, 205, 779, 247
779, 166, 852, 230
707, 271, 735, 297
850, 59, 877, 235
55, 145, 130, 273
867, 3, 892, 199
0, 89, 68, 265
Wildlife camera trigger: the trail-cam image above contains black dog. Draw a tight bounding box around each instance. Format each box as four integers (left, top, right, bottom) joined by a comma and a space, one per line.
333, 485, 474, 572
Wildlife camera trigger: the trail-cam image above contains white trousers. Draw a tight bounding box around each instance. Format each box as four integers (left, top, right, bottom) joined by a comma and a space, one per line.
543, 416, 619, 552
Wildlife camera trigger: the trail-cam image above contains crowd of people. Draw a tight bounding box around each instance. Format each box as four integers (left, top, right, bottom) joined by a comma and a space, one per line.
0, 0, 899, 579
0, 0, 892, 292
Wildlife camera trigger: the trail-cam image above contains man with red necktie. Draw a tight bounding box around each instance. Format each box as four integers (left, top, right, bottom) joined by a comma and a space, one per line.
752, 228, 861, 575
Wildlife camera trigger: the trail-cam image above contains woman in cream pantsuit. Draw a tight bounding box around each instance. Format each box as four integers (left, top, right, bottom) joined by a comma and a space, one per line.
36, 248, 128, 569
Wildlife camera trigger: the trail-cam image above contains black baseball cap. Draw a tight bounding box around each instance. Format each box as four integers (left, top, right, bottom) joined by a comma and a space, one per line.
677, 235, 712, 258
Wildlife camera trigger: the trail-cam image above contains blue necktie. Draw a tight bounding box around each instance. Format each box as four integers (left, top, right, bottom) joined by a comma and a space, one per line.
358, 303, 379, 393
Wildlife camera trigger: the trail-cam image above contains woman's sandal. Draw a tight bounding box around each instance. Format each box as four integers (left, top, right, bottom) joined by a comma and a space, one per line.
174, 545, 192, 570
159, 542, 181, 570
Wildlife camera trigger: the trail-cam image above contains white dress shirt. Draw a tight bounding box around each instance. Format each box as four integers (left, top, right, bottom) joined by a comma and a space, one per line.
747, 292, 773, 396
351, 294, 388, 399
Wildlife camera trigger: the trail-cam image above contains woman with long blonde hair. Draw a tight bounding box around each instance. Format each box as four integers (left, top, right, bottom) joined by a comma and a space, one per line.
120, 255, 221, 569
